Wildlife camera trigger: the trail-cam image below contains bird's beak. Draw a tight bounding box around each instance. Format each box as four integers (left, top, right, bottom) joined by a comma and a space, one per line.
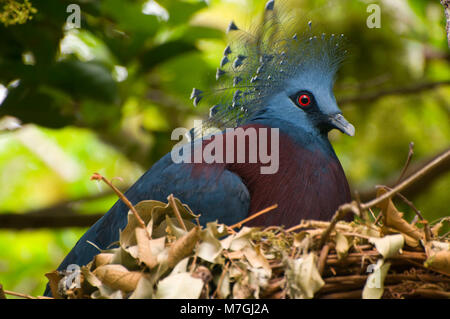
329, 113, 355, 137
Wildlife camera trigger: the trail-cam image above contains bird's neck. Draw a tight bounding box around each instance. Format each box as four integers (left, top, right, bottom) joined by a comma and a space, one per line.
247, 117, 337, 160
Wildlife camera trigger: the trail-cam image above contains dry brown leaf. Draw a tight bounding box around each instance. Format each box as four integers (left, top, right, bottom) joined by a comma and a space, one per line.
362, 259, 391, 299
93, 264, 143, 293
369, 234, 404, 259
155, 272, 204, 299
110, 247, 140, 270
120, 200, 166, 247
135, 227, 158, 269
93, 253, 114, 268
229, 227, 255, 251
129, 274, 154, 299
425, 241, 450, 275
431, 224, 441, 238
168, 226, 200, 268
197, 224, 223, 263
285, 253, 325, 299
425, 250, 450, 276
243, 245, 271, 276
45, 271, 63, 299
335, 232, 350, 260
81, 265, 102, 288
376, 188, 423, 247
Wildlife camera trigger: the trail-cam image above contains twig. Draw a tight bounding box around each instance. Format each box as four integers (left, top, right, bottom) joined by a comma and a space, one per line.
411, 288, 450, 299
228, 204, 278, 230
3, 290, 36, 299
354, 190, 367, 222
0, 284, 6, 299
368, 208, 377, 223
378, 185, 432, 241
189, 245, 199, 274
285, 220, 336, 233
361, 149, 450, 210
319, 289, 362, 299
1, 289, 53, 299
440, 230, 450, 240
91, 173, 149, 237
380, 186, 424, 220
0, 213, 103, 229
396, 142, 415, 184
212, 262, 230, 299
358, 147, 450, 202
323, 273, 450, 284
167, 194, 187, 232
318, 202, 359, 248
318, 244, 330, 276
340, 232, 372, 240
373, 210, 384, 226
261, 278, 286, 297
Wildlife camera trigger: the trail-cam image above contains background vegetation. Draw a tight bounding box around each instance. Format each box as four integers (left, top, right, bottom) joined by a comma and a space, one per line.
0, 0, 448, 297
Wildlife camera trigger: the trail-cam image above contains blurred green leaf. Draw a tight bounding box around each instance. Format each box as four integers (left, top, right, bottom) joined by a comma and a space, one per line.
47, 60, 118, 104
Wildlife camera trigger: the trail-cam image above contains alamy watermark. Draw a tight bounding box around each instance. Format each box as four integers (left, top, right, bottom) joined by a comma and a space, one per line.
366, 262, 385, 289
366, 4, 381, 29
61, 264, 81, 290
66, 4, 81, 29
170, 120, 280, 175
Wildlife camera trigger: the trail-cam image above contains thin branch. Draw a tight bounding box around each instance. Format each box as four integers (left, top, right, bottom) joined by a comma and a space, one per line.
378, 185, 432, 241
361, 149, 450, 210
318, 202, 359, 248
335, 74, 390, 91
318, 244, 331, 276
228, 204, 278, 230
91, 173, 149, 238
396, 142, 415, 184
324, 273, 450, 284
358, 147, 450, 202
1, 289, 52, 299
0, 190, 117, 217
378, 185, 423, 219
0, 284, 6, 299
168, 194, 187, 232
0, 213, 103, 229
212, 262, 230, 299
317, 149, 450, 249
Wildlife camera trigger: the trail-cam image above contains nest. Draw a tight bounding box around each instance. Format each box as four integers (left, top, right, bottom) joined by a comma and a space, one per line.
46, 187, 450, 299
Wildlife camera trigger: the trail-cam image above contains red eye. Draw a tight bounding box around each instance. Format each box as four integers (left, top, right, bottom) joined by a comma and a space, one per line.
297, 94, 311, 107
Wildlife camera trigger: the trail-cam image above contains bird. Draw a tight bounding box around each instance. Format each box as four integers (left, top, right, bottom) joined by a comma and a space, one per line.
45, 0, 354, 295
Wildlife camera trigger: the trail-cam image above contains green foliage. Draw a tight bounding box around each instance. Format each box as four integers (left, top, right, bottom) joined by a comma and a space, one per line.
0, 0, 448, 297
0, 0, 37, 26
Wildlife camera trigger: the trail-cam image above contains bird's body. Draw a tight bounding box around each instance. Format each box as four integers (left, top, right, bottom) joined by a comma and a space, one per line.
46, 0, 355, 295
54, 118, 350, 272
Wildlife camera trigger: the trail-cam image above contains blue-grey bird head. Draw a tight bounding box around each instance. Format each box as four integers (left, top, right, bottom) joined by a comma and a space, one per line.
261, 56, 355, 137
190, 0, 354, 138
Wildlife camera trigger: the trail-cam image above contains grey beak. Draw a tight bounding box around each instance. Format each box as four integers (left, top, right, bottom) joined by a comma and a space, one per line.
329, 113, 355, 137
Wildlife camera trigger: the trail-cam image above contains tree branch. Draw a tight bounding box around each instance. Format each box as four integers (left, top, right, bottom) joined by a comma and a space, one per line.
0, 213, 103, 229
337, 80, 450, 105
357, 147, 450, 202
